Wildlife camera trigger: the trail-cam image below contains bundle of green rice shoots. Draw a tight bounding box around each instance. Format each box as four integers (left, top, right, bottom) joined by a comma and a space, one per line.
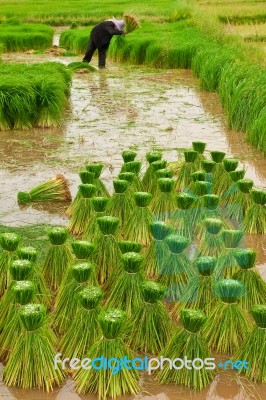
244, 189, 266, 234
151, 178, 176, 222
118, 240, 142, 254
199, 218, 225, 257
105, 252, 144, 316
42, 227, 72, 291
210, 150, 226, 194
233, 305, 266, 383
86, 163, 109, 197
233, 249, 266, 309
144, 221, 172, 278
4, 304, 65, 391
60, 286, 103, 360
0, 233, 20, 295
107, 179, 133, 229
222, 169, 246, 207
172, 256, 217, 320
66, 171, 95, 217
158, 234, 193, 302
128, 281, 173, 354
172, 192, 196, 239
195, 194, 223, 239
74, 308, 139, 398
142, 151, 163, 192
17, 174, 71, 205
52, 261, 97, 334
226, 178, 253, 222
71, 239, 96, 261
124, 192, 153, 246
175, 150, 198, 190
67, 183, 97, 235
217, 158, 239, 195
17, 246, 38, 263
124, 14, 140, 33
157, 309, 214, 390
201, 159, 215, 184
189, 181, 213, 226
120, 161, 142, 191
215, 229, 244, 279
121, 150, 137, 162
83, 196, 110, 241
94, 216, 121, 285
192, 142, 206, 169
203, 279, 251, 354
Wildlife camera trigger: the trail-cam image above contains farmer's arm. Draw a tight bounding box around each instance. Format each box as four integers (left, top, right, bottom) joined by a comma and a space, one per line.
105, 23, 124, 36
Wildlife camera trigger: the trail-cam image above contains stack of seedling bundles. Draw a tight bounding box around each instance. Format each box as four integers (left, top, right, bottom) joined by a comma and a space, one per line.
86, 163, 109, 197
151, 178, 176, 222
173, 192, 195, 239
176, 150, 198, 190
107, 179, 133, 229
66, 170, 95, 217
0, 233, 20, 295
244, 188, 266, 234
83, 197, 110, 241
215, 229, 244, 279
199, 218, 225, 257
121, 161, 142, 191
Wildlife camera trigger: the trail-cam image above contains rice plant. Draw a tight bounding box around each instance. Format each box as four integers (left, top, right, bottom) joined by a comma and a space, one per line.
128, 281, 173, 354
86, 163, 109, 197
157, 309, 214, 390
107, 179, 133, 230
226, 178, 253, 222
65, 171, 94, 217
0, 233, 20, 295
215, 229, 244, 279
199, 218, 225, 257
83, 196, 110, 241
172, 192, 196, 239
151, 178, 176, 222
175, 150, 198, 190
244, 189, 266, 234
203, 279, 251, 354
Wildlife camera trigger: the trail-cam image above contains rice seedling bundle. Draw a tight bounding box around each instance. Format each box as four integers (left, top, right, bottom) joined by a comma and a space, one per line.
195, 194, 225, 239
60, 286, 103, 360
121, 150, 137, 163
0, 233, 20, 295
74, 308, 139, 398
107, 179, 133, 230
144, 221, 172, 278
175, 150, 198, 190
215, 230, 244, 279
199, 218, 225, 257
118, 240, 142, 254
120, 161, 142, 191
151, 178, 176, 222
94, 216, 121, 285
142, 151, 162, 191
201, 159, 215, 184
17, 174, 71, 205
71, 240, 96, 262
172, 256, 217, 319
190, 181, 213, 226
210, 151, 226, 194
244, 189, 266, 234
65, 171, 95, 217
222, 169, 246, 207
157, 309, 214, 389
233, 249, 266, 309
52, 261, 96, 334
173, 192, 196, 239
192, 141, 206, 169
42, 227, 72, 291
124, 14, 140, 34
226, 178, 253, 222
156, 168, 174, 179
0, 280, 35, 360
4, 303, 65, 391
128, 281, 173, 353
105, 252, 144, 316
17, 246, 38, 263
203, 279, 251, 354
86, 163, 109, 197
67, 184, 97, 236
234, 305, 266, 383
218, 158, 239, 194
124, 192, 153, 246
143, 159, 167, 194
83, 196, 110, 241
158, 234, 193, 302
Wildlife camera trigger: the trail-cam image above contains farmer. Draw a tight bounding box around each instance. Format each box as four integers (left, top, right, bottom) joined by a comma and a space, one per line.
83, 17, 126, 69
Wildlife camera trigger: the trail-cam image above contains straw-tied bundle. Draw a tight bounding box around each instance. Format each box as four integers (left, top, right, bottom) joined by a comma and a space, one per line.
4, 304, 65, 391
192, 141, 206, 168
123, 14, 140, 33
222, 169, 246, 208
172, 256, 217, 319
61, 286, 103, 360
142, 151, 162, 191
233, 249, 266, 309
215, 229, 244, 279
144, 221, 172, 278
67, 183, 97, 236
83, 196, 110, 241
107, 179, 133, 229
189, 180, 213, 226
203, 279, 251, 354
225, 178, 253, 222
128, 281, 173, 353
122, 150, 137, 163
125, 192, 153, 246
148, 160, 168, 195
175, 150, 199, 190
66, 170, 94, 217
199, 218, 225, 257
17, 246, 38, 263
74, 308, 140, 398
52, 261, 97, 335
173, 192, 196, 239
201, 159, 215, 184
195, 194, 225, 239
86, 162, 109, 197
218, 158, 239, 195
72, 239, 96, 262
17, 174, 71, 205
42, 227, 72, 291
151, 178, 176, 222
121, 161, 142, 191
157, 309, 214, 390
105, 252, 144, 317
210, 150, 226, 194
158, 234, 193, 302
234, 305, 266, 383
244, 188, 266, 234
0, 232, 20, 296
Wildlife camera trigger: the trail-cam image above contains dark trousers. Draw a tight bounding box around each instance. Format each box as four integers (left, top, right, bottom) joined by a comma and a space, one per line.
83, 39, 109, 68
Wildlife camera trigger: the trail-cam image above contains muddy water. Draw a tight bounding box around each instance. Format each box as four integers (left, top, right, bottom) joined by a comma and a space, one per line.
0, 52, 266, 400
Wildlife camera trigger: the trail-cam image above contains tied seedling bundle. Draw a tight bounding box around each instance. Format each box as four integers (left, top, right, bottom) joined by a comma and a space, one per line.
142, 151, 163, 192
151, 178, 176, 222
189, 181, 212, 227
199, 218, 225, 257
122, 150, 137, 163
17, 246, 37, 263
42, 227, 72, 291
233, 249, 266, 309
52, 261, 96, 334
107, 179, 133, 229
222, 169, 246, 208
203, 279, 251, 354
144, 221, 172, 278
234, 305, 266, 383
244, 189, 266, 234
86, 163, 109, 197
172, 256, 217, 319
158, 234, 193, 302
124, 14, 140, 33
201, 159, 216, 184
173, 192, 196, 239
17, 174, 71, 205
94, 216, 121, 285
226, 178, 253, 222
175, 150, 198, 190
67, 183, 97, 236
0, 233, 20, 296
147, 160, 168, 195
4, 304, 64, 391
157, 309, 214, 390
210, 150, 226, 194
83, 197, 110, 241
74, 308, 140, 398
215, 229, 244, 279
128, 281, 173, 354
195, 194, 223, 239
118, 172, 136, 195
61, 286, 103, 360
105, 252, 144, 317
218, 158, 239, 194
192, 141, 206, 168
125, 192, 153, 246
72, 239, 96, 262
66, 171, 94, 217
121, 161, 142, 191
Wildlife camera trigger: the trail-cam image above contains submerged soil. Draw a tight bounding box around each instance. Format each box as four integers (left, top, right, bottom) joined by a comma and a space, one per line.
0, 51, 265, 400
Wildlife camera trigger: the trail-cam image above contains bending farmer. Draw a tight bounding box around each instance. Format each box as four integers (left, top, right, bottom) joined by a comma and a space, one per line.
83, 17, 126, 68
